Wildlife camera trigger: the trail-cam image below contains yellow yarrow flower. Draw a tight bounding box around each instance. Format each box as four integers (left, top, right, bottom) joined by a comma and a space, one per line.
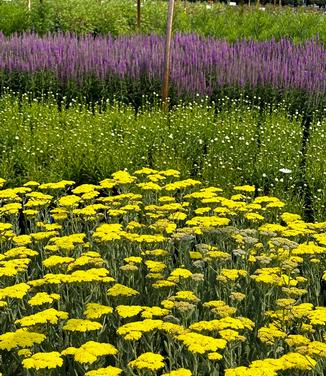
18, 348, 32, 358
31, 230, 58, 241
39, 180, 74, 190
23, 180, 39, 187
42, 255, 74, 268
107, 283, 139, 297
0, 329, 46, 350
137, 182, 162, 191
0, 283, 30, 300
258, 324, 287, 345
116, 305, 143, 318
129, 352, 165, 371
159, 169, 180, 177
62, 341, 118, 364
234, 185, 255, 193
186, 216, 230, 228
141, 306, 170, 319
58, 194, 81, 208
170, 268, 193, 279
177, 332, 227, 354
0, 202, 22, 215
245, 213, 264, 221
85, 366, 123, 376
117, 319, 163, 340
23, 352, 63, 370
225, 366, 276, 376
112, 170, 136, 184
83, 303, 113, 319
164, 179, 201, 191
152, 280, 176, 289
172, 290, 200, 302
217, 269, 247, 282
207, 352, 223, 361
63, 319, 102, 332
145, 260, 167, 273
162, 369, 192, 376
12, 235, 32, 246
72, 184, 99, 194
15, 308, 68, 327
28, 292, 60, 306
0, 222, 13, 233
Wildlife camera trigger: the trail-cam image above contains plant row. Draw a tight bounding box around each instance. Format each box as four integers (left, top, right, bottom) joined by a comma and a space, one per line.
0, 169, 325, 375
0, 0, 326, 41
0, 33, 325, 113
0, 94, 325, 220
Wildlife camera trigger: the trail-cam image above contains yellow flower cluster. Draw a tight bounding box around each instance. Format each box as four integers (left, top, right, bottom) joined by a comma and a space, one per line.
129, 352, 165, 371
0, 329, 46, 350
225, 352, 316, 375
15, 308, 68, 327
0, 168, 324, 375
23, 351, 63, 369
62, 341, 117, 364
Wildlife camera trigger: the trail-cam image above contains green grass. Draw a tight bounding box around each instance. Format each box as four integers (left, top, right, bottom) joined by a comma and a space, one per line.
0, 94, 324, 219
0, 0, 326, 42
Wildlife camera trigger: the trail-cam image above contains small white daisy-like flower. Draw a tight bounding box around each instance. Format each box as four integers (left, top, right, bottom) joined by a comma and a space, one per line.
279, 168, 292, 174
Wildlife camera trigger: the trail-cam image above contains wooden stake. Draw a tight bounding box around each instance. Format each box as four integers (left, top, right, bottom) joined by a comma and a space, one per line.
162, 0, 175, 112
137, 0, 141, 30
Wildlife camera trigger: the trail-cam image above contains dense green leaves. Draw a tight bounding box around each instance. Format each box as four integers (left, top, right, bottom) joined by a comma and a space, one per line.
0, 94, 324, 218
0, 0, 326, 42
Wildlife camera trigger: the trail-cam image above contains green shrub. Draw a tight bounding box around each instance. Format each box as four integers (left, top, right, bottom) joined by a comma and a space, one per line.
1, 0, 326, 42
0, 2, 31, 35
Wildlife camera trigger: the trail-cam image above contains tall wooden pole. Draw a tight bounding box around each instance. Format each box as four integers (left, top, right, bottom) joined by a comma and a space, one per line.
162, 0, 175, 112
137, 0, 141, 30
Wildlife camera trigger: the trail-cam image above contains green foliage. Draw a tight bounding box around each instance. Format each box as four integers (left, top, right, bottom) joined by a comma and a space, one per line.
0, 2, 31, 35
30, 1, 56, 34
0, 0, 326, 42
306, 112, 326, 221
1, 71, 324, 117
0, 94, 324, 218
